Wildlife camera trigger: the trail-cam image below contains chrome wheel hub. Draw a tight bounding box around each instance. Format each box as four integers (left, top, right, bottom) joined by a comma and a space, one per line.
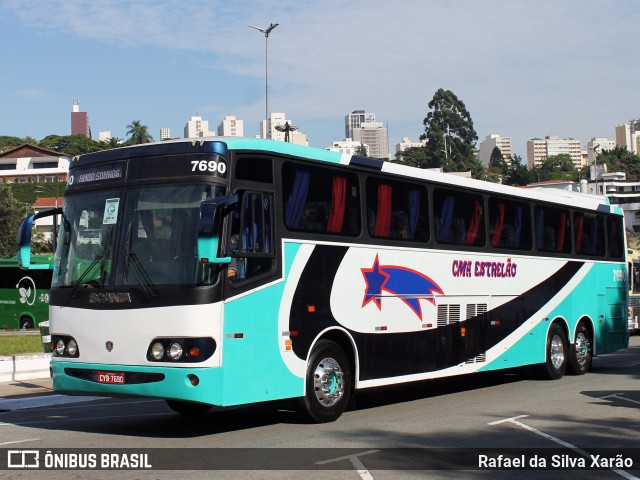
574, 332, 591, 366
313, 357, 345, 407
550, 335, 565, 370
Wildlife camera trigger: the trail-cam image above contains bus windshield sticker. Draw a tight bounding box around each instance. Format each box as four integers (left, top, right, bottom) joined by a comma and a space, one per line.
103, 198, 120, 225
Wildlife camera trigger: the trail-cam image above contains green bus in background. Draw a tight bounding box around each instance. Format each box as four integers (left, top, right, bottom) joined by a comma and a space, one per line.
0, 255, 53, 329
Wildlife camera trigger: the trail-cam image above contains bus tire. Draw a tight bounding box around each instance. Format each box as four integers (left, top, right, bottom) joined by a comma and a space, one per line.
567, 322, 592, 375
20, 317, 34, 329
536, 323, 568, 380
297, 340, 352, 423
165, 400, 211, 415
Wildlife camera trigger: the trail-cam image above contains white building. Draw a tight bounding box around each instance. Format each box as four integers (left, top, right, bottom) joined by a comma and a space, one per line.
615, 120, 640, 154
345, 110, 376, 138
217, 116, 244, 137
0, 144, 69, 184
98, 131, 111, 142
259, 113, 308, 146
351, 122, 388, 159
184, 115, 215, 138
587, 137, 616, 164
328, 138, 369, 156
160, 128, 171, 140
395, 137, 426, 154
478, 134, 512, 167
526, 135, 583, 169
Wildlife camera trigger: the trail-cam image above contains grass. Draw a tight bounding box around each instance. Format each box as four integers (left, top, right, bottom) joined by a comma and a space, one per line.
0, 333, 46, 356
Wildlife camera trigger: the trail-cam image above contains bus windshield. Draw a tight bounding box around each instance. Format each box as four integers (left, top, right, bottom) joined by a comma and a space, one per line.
53, 184, 225, 289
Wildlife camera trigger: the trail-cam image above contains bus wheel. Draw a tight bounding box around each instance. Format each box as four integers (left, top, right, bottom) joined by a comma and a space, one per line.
20, 317, 34, 329
165, 400, 211, 415
537, 323, 568, 380
298, 340, 352, 423
567, 323, 592, 375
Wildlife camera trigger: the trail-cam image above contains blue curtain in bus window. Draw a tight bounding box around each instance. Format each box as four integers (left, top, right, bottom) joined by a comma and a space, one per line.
374, 184, 392, 237
408, 188, 420, 239
327, 176, 346, 233
437, 195, 455, 243
535, 209, 544, 249
513, 206, 522, 248
284, 170, 310, 229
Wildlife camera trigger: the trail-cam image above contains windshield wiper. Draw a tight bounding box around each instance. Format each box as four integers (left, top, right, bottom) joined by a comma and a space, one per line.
68, 254, 103, 299
122, 221, 156, 298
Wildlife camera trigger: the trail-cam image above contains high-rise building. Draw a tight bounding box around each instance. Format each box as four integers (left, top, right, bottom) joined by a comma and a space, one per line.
478, 134, 512, 167
526, 135, 583, 169
259, 113, 308, 146
71, 98, 90, 138
160, 128, 171, 140
98, 131, 112, 142
615, 119, 640, 154
217, 116, 244, 137
587, 137, 616, 164
345, 110, 376, 138
184, 115, 215, 138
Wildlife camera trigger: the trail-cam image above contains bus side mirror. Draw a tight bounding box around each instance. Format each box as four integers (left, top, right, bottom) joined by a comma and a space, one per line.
198, 195, 238, 264
16, 208, 62, 270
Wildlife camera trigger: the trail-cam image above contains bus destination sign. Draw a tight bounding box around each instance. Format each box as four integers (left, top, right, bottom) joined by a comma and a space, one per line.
68, 162, 125, 188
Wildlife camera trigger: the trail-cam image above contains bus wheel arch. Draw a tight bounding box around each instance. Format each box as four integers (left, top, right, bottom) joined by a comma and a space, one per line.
536, 320, 569, 380
567, 318, 594, 375
297, 330, 355, 423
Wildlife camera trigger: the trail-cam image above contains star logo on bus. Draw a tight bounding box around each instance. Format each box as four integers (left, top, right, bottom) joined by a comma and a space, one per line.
361, 254, 443, 320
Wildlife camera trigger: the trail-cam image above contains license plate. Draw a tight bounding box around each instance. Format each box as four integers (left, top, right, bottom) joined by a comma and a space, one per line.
97, 371, 125, 384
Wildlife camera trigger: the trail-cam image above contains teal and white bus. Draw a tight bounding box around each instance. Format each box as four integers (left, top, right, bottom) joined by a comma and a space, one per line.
17, 138, 629, 422
0, 255, 53, 330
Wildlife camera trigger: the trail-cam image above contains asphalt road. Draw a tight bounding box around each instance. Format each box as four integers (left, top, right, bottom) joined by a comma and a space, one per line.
1, 336, 639, 480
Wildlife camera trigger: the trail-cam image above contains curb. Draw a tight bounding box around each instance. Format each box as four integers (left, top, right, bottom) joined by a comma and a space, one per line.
0, 353, 51, 382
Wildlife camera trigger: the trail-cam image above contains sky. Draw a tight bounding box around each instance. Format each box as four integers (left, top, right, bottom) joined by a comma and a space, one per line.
1, 0, 639, 158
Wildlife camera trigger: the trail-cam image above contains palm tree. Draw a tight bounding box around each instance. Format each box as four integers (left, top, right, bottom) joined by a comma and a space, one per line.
126, 120, 153, 145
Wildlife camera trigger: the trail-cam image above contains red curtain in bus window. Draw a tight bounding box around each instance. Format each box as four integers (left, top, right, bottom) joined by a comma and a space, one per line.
327, 176, 346, 233
491, 203, 505, 246
575, 214, 584, 253
556, 211, 567, 252
465, 200, 482, 245
374, 184, 392, 237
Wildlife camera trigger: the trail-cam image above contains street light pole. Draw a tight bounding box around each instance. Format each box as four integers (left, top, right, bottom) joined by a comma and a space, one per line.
249, 23, 279, 137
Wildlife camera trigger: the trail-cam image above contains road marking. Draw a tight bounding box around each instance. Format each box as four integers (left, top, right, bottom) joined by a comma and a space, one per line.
489, 415, 638, 480
0, 439, 39, 446
316, 450, 380, 480
600, 393, 640, 406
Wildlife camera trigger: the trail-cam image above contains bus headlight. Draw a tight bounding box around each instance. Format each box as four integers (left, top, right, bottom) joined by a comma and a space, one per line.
55, 339, 66, 356
51, 335, 80, 358
146, 337, 216, 363
67, 339, 78, 356
150, 342, 165, 360
168, 342, 183, 360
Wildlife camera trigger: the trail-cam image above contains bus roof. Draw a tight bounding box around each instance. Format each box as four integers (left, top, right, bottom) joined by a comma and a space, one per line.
73, 137, 615, 214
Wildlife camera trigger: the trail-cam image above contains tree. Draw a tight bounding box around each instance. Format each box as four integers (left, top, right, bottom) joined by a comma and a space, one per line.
486, 146, 509, 183
502, 154, 531, 186
126, 120, 153, 145
0, 136, 25, 152
39, 135, 104, 156
0, 184, 29, 258
538, 154, 579, 181
393, 146, 429, 168
354, 143, 368, 157
598, 147, 640, 180
420, 88, 484, 178
99, 137, 124, 149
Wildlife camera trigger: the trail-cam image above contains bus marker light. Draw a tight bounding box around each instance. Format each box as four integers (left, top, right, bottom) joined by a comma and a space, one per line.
460, 328, 466, 337
307, 305, 316, 313
226, 333, 244, 339
188, 346, 200, 358
375, 326, 388, 331
289, 330, 299, 337
188, 374, 199, 386
284, 339, 292, 351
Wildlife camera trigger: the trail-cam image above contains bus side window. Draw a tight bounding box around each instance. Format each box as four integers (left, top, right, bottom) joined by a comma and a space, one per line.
229, 191, 274, 282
